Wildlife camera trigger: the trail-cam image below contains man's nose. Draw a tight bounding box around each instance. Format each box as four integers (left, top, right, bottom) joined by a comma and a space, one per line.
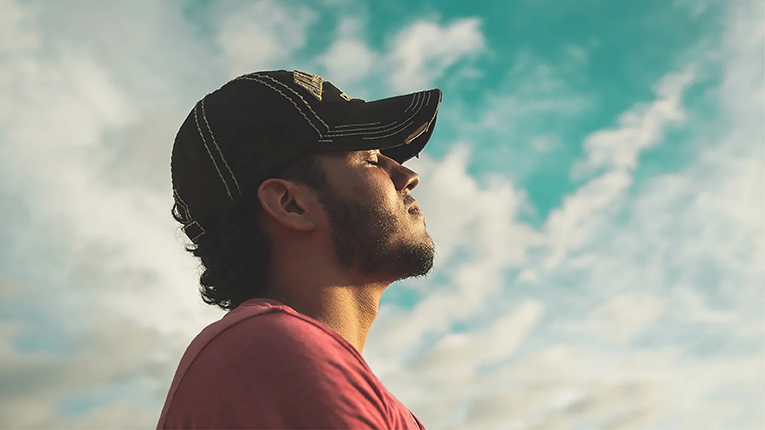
395, 164, 419, 192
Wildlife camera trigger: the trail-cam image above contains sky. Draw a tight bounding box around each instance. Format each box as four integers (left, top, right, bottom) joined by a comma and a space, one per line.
0, 0, 762, 428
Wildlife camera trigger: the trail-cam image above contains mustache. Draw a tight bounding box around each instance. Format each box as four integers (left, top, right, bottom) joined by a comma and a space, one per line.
403, 194, 416, 207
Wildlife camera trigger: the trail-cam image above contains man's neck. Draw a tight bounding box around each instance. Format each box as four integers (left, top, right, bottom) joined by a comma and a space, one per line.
265, 280, 388, 355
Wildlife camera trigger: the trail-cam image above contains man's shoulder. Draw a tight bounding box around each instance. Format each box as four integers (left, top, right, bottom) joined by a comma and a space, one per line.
160, 299, 403, 429
188, 298, 364, 369
173, 298, 380, 400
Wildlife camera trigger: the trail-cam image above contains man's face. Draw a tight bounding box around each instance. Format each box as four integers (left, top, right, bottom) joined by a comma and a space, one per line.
314, 150, 434, 281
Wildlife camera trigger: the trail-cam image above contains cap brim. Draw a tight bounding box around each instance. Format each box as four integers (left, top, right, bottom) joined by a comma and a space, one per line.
317, 89, 442, 164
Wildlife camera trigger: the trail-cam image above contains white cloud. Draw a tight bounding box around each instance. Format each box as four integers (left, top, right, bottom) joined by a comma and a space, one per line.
411, 300, 544, 380
442, 52, 592, 183
312, 15, 486, 98
0, 0, 38, 53
479, 65, 589, 133
313, 14, 487, 99
454, 346, 763, 430
587, 294, 667, 345
365, 145, 544, 369
528, 62, 696, 271
386, 18, 485, 93
0, 1, 224, 427
217, 0, 317, 76
371, 2, 764, 429
0, 298, 174, 428
572, 66, 696, 178
317, 17, 377, 86
541, 169, 633, 269
409, 144, 541, 269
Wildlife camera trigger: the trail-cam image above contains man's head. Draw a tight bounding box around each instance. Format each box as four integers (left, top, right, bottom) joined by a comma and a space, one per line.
171, 70, 440, 310
258, 149, 434, 285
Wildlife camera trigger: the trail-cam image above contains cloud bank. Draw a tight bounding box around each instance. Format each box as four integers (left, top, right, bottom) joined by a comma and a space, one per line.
0, 0, 761, 428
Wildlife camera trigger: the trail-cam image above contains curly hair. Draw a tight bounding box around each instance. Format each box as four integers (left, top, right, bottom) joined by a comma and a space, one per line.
171, 152, 332, 310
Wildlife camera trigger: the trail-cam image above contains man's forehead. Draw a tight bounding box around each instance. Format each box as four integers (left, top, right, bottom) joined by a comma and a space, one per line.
351, 149, 380, 157
319, 149, 380, 161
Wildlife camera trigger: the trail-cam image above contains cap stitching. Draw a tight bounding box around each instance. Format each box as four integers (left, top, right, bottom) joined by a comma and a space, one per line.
239, 73, 330, 132
194, 101, 235, 201
333, 121, 381, 129
201, 98, 241, 196
324, 92, 424, 137
234, 76, 324, 138
362, 120, 415, 140
325, 92, 422, 136
328, 121, 399, 133
173, 189, 193, 222
404, 92, 418, 113
257, 73, 330, 129
174, 189, 206, 243
324, 92, 428, 138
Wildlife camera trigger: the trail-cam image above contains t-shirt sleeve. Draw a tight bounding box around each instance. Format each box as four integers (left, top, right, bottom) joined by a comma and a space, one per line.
163, 311, 394, 429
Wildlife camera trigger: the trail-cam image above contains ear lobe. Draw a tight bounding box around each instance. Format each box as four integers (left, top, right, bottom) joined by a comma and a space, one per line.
258, 179, 315, 232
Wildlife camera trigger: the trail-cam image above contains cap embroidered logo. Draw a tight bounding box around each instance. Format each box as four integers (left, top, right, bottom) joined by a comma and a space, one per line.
293, 70, 324, 101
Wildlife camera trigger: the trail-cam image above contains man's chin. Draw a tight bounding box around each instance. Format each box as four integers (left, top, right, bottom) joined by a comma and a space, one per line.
394, 240, 435, 280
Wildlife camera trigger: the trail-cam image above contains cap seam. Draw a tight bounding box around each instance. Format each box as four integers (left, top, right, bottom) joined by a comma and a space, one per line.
234, 76, 324, 138
255, 73, 329, 130
194, 101, 235, 201
241, 73, 330, 132
201, 98, 241, 197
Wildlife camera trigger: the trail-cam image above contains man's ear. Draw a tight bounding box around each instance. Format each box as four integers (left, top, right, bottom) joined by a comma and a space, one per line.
257, 178, 316, 232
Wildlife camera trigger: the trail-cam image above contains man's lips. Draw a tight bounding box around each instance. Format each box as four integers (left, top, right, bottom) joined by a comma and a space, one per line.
404, 194, 422, 215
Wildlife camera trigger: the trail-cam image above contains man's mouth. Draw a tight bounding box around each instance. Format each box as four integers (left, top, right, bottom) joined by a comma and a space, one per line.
404, 194, 423, 216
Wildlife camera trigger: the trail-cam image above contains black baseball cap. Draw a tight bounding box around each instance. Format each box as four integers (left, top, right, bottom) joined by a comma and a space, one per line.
171, 70, 442, 244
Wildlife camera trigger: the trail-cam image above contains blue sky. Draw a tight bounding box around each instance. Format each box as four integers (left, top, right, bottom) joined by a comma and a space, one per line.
0, 0, 762, 428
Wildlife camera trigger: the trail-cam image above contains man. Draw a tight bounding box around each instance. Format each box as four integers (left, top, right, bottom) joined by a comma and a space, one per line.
158, 70, 441, 429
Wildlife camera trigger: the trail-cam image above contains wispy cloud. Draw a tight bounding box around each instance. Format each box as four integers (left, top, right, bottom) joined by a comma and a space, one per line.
369, 1, 763, 429
317, 17, 378, 87
0, 0, 38, 52
312, 14, 486, 98
217, 0, 318, 76
571, 66, 696, 178
386, 17, 486, 93
439, 50, 594, 182
0, 0, 222, 427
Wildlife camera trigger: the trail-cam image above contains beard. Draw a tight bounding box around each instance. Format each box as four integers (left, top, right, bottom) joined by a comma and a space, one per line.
315, 188, 435, 281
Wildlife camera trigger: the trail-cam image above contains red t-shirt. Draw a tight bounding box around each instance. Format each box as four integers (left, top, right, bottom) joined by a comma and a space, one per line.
157, 298, 426, 429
